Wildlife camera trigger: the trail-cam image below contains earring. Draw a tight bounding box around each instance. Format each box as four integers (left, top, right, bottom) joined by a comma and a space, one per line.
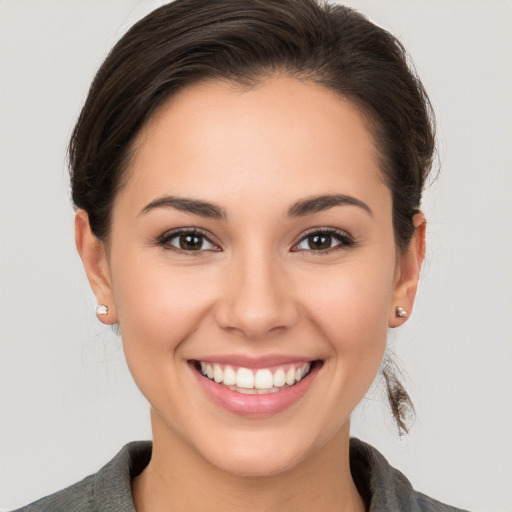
395, 306, 408, 318
96, 304, 109, 316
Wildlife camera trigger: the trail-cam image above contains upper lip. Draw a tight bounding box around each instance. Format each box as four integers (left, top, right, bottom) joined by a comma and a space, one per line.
189, 354, 318, 369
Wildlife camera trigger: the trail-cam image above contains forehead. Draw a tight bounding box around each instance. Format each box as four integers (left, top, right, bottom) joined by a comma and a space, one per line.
120, 76, 388, 212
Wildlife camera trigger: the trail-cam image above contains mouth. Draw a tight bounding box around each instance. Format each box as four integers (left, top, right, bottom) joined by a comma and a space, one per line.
194, 360, 314, 394
190, 358, 321, 416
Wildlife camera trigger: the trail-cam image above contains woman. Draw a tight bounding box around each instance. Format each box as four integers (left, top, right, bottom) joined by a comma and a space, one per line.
6, 0, 490, 510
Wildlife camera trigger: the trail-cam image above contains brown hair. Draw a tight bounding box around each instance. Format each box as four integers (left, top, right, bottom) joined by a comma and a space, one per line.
69, 0, 435, 433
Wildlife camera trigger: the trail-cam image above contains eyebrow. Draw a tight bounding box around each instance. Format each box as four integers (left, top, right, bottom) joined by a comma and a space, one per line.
288, 194, 373, 217
140, 196, 226, 219
140, 193, 372, 220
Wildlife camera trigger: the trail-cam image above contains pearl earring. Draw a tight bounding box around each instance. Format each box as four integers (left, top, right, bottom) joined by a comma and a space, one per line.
395, 306, 408, 318
96, 304, 109, 316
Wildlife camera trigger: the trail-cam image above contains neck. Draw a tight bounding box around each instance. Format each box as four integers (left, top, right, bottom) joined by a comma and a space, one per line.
133, 410, 365, 512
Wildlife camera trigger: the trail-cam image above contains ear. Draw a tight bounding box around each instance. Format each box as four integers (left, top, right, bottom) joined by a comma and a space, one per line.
388, 212, 426, 327
75, 209, 118, 325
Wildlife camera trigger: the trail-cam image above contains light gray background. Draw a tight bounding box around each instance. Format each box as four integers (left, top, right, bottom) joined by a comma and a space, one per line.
1, 1, 511, 510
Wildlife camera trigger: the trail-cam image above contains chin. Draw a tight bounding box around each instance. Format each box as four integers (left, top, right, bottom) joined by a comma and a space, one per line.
191, 422, 332, 479
203, 443, 305, 478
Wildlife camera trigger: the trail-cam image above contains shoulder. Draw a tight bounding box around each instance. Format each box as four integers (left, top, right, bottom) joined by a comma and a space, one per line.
12, 439, 469, 511
11, 474, 96, 512
349, 438, 470, 512
11, 441, 152, 512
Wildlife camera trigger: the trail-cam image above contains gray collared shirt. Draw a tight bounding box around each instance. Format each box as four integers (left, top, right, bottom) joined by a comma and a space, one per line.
12, 439, 470, 511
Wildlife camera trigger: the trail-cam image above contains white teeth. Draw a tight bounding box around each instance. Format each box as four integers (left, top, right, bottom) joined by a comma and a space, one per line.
236, 367, 255, 389
254, 369, 273, 389
199, 361, 313, 393
223, 366, 236, 385
285, 367, 296, 386
213, 364, 223, 383
237, 387, 257, 394
273, 368, 285, 387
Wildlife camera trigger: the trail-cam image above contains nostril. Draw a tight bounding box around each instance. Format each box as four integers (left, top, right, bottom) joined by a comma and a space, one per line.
215, 307, 300, 341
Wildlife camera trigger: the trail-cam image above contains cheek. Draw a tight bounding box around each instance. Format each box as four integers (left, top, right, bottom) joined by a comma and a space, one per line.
113, 261, 215, 345
109, 254, 222, 418
297, 257, 395, 343
109, 247, 220, 388
294, 252, 396, 394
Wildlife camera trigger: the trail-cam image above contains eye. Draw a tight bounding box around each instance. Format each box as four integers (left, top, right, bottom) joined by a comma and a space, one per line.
292, 229, 354, 253
157, 229, 219, 253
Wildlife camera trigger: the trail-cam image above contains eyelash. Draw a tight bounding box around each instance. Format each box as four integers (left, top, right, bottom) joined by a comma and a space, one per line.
156, 227, 355, 254
291, 228, 355, 254
156, 228, 220, 255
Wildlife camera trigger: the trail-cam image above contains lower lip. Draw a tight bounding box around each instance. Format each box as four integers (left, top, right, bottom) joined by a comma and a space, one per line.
192, 363, 319, 417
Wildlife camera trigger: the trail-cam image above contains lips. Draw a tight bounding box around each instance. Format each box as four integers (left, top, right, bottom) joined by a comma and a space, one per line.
191, 358, 320, 416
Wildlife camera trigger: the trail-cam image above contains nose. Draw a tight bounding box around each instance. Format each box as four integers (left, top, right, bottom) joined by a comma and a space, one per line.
215, 250, 299, 340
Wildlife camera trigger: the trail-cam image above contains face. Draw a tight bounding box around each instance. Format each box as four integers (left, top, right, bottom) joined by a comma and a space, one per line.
78, 76, 422, 476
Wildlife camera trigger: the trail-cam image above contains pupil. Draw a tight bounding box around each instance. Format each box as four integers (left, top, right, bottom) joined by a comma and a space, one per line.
180, 234, 202, 250
309, 234, 331, 250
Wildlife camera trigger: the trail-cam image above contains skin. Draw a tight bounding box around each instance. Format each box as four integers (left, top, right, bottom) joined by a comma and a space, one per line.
76, 76, 426, 512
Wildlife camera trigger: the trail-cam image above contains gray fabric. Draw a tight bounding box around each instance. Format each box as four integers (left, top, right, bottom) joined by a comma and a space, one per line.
13, 442, 151, 512
13, 439, 469, 511
349, 440, 469, 511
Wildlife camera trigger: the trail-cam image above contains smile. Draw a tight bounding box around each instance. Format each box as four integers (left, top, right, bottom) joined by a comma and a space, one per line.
198, 361, 312, 394
191, 358, 320, 416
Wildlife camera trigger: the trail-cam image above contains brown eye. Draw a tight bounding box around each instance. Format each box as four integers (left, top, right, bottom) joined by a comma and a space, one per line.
307, 234, 332, 250
179, 233, 204, 251
293, 229, 354, 253
158, 230, 218, 252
